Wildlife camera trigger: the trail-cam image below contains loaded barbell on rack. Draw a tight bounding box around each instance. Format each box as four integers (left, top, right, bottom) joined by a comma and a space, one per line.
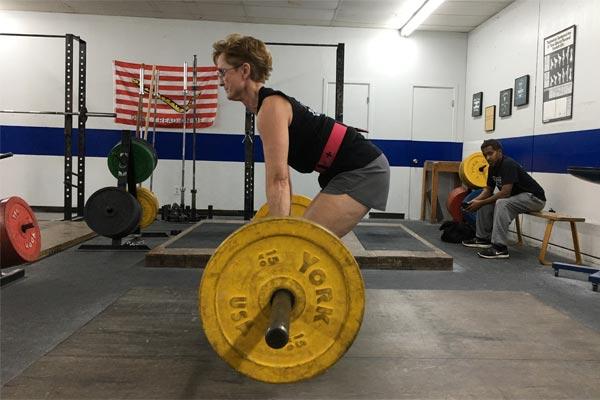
199, 217, 364, 383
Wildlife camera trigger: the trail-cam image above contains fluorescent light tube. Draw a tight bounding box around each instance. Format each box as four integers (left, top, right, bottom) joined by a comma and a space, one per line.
400, 0, 446, 37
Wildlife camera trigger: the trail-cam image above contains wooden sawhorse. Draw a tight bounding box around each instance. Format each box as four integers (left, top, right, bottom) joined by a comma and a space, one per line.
420, 160, 461, 223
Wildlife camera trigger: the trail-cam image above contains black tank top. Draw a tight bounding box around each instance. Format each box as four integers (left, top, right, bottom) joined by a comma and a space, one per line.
257, 87, 381, 187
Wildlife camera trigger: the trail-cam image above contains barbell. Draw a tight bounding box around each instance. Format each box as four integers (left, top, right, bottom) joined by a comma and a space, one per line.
253, 194, 312, 220
0, 109, 115, 120
199, 216, 365, 383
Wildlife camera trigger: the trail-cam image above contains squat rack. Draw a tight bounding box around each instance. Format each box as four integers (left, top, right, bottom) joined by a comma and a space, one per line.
0, 33, 115, 220
242, 41, 345, 220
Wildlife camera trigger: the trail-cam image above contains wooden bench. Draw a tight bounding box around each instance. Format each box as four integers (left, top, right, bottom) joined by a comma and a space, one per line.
515, 211, 585, 266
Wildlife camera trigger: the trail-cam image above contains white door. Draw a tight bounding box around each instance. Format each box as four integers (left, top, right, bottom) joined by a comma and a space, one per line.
325, 82, 370, 135
408, 86, 456, 219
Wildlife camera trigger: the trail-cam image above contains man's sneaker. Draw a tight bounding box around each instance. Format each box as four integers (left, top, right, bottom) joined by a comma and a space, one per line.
477, 246, 509, 259
462, 237, 492, 248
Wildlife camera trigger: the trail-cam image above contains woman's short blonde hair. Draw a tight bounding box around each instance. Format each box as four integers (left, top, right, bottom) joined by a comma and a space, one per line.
212, 34, 272, 83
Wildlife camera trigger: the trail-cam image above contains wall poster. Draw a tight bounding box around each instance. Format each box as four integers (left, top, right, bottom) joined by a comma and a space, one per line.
499, 88, 512, 117
485, 105, 496, 132
543, 25, 576, 123
472, 92, 483, 117
514, 75, 529, 107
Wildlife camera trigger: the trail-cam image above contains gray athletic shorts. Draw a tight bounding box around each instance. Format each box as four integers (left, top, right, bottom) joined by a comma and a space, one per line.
321, 154, 390, 211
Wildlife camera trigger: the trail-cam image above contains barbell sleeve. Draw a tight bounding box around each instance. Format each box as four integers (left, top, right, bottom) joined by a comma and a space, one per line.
265, 289, 293, 349
21, 223, 35, 232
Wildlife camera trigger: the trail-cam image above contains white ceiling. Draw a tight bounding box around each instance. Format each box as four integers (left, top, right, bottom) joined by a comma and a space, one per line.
0, 0, 514, 33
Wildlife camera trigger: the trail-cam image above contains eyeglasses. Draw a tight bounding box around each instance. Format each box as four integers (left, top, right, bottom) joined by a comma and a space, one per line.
217, 64, 242, 79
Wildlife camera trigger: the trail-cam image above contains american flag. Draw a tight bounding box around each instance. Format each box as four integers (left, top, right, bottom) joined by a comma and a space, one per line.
113, 60, 219, 130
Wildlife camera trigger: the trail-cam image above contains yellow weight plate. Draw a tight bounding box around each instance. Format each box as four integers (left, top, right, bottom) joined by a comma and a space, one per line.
136, 187, 158, 228
137, 187, 159, 210
149, 189, 160, 211
254, 194, 312, 220
199, 217, 365, 383
459, 152, 489, 188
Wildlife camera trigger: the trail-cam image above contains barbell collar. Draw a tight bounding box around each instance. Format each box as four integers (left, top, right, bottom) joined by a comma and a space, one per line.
265, 289, 294, 349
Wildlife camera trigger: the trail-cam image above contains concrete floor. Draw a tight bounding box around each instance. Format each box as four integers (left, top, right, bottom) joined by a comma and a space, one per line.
1, 218, 599, 398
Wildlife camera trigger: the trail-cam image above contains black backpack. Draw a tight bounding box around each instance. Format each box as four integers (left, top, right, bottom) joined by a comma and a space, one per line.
439, 220, 475, 243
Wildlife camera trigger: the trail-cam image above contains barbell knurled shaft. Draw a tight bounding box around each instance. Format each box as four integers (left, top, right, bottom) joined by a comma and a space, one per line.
265, 289, 293, 349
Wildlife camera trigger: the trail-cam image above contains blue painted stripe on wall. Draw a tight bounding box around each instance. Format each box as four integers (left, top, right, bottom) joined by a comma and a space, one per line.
0, 125, 461, 167
496, 135, 534, 171
532, 129, 600, 173
369, 139, 462, 167
498, 128, 600, 173
0, 125, 250, 162
1, 125, 597, 172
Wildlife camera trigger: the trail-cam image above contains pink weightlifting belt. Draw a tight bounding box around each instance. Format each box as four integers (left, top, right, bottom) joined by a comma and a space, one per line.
314, 122, 347, 173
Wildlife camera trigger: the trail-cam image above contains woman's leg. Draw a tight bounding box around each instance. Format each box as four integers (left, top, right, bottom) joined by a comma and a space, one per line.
303, 192, 369, 238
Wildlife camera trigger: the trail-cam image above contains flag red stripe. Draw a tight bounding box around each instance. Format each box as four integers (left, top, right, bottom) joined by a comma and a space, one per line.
114, 72, 218, 82
115, 98, 217, 109
115, 89, 218, 101
114, 60, 216, 72
115, 117, 214, 129
115, 107, 216, 119
114, 71, 218, 82
115, 79, 219, 92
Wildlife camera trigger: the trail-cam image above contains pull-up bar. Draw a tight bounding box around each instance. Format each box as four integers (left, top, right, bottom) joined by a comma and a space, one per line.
266, 42, 338, 47
0, 32, 82, 40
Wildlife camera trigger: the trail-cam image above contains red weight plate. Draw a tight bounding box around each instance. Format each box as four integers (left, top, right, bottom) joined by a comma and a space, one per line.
0, 196, 41, 267
446, 187, 468, 222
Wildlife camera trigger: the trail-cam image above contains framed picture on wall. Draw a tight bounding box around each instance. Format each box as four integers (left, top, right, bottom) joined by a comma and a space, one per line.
514, 74, 530, 106
499, 88, 513, 117
542, 25, 576, 123
472, 92, 483, 117
485, 105, 496, 132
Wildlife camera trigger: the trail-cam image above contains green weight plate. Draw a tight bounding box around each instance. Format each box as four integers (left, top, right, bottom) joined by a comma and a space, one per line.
107, 138, 158, 183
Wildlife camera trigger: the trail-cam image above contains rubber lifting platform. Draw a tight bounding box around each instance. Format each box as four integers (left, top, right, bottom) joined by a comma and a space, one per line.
145, 220, 453, 270
3, 288, 599, 399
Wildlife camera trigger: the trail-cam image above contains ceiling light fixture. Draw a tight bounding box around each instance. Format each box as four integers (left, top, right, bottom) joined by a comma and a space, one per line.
399, 0, 446, 37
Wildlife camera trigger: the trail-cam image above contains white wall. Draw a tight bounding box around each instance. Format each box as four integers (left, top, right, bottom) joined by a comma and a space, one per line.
464, 0, 600, 263
0, 10, 467, 215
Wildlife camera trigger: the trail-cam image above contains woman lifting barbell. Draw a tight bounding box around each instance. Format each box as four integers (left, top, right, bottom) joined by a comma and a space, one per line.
212, 34, 390, 237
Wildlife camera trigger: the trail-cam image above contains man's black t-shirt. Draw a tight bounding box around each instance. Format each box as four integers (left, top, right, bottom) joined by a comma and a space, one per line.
487, 156, 546, 201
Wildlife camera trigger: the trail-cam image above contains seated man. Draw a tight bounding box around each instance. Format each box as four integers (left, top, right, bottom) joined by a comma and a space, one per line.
462, 139, 546, 259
